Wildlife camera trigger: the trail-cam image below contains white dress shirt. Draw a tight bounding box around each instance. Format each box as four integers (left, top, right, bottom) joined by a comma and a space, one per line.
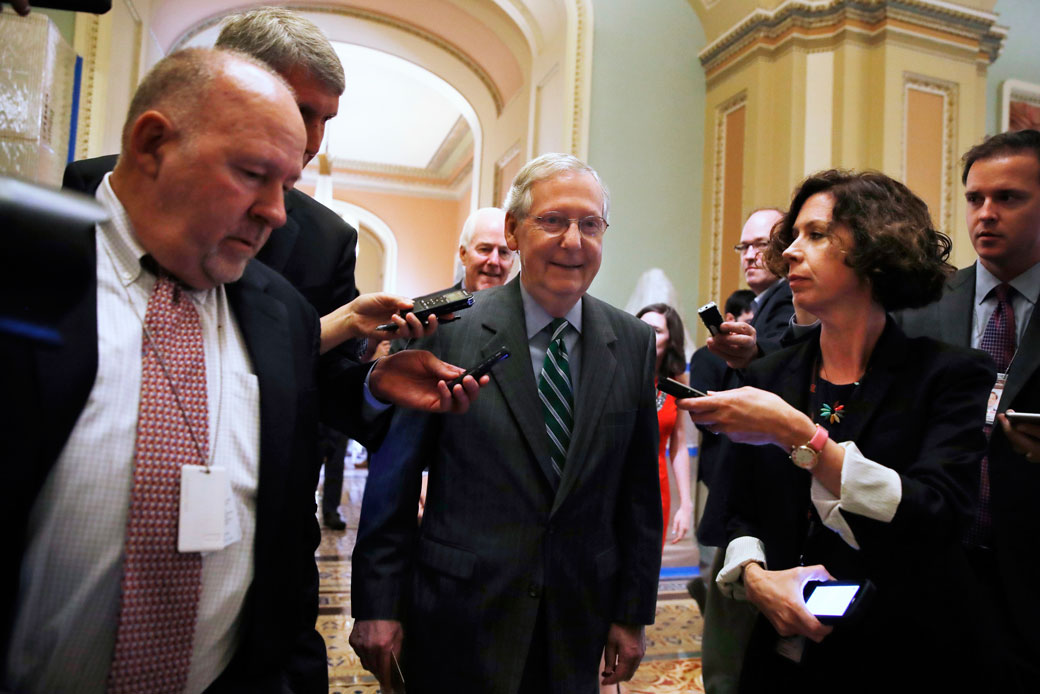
972, 259, 1040, 352
6, 175, 262, 694
519, 282, 583, 389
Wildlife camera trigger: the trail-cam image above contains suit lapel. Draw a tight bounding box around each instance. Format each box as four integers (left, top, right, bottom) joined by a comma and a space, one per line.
226, 264, 296, 529
480, 281, 557, 491
553, 296, 616, 512
255, 191, 301, 275
838, 320, 904, 444
1003, 299, 1040, 408
939, 266, 975, 347
750, 281, 780, 329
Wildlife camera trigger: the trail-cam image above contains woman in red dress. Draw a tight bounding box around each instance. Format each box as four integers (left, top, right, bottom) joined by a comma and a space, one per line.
637, 303, 693, 547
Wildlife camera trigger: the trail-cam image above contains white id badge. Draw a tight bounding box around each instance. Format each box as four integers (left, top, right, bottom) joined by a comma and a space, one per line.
987, 373, 1007, 426
179, 465, 228, 553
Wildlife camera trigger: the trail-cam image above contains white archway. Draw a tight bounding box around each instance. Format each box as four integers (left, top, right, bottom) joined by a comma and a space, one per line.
325, 200, 399, 292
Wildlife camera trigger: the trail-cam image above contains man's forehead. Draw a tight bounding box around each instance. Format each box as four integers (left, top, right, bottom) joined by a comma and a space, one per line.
966, 153, 1040, 189
741, 211, 782, 240
470, 225, 507, 246
530, 171, 604, 211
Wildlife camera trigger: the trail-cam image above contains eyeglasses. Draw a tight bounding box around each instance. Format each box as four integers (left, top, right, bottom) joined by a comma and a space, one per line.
733, 240, 769, 254
528, 213, 609, 238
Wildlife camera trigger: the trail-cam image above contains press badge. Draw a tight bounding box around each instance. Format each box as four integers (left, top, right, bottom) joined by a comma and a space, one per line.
179, 465, 239, 553
987, 373, 1007, 426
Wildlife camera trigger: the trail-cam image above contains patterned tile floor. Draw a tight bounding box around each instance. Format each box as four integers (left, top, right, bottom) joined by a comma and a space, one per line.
318, 469, 704, 693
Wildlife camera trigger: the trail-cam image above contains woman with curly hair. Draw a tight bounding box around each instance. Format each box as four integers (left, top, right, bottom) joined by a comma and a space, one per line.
677, 170, 995, 691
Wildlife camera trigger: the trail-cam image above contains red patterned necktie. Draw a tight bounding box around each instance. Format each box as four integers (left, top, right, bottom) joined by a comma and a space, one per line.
108, 273, 208, 693
969, 283, 1017, 546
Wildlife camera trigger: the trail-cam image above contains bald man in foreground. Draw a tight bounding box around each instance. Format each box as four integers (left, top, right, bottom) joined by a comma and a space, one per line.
1, 48, 483, 694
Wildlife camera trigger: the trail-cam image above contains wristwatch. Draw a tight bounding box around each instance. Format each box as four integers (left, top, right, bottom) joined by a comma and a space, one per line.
790, 424, 828, 470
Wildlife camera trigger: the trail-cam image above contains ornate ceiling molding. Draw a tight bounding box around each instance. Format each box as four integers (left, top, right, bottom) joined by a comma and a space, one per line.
171, 4, 506, 115
699, 0, 1006, 84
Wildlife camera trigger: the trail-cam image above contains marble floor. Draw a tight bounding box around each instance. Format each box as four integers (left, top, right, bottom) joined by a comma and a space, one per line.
318, 469, 705, 693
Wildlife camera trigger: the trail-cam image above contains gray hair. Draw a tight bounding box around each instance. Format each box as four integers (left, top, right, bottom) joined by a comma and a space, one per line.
504, 153, 610, 222
216, 7, 345, 95
121, 47, 287, 152
458, 207, 506, 249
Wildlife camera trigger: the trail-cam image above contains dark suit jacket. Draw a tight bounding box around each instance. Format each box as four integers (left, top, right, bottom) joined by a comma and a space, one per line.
726, 319, 994, 690
896, 264, 1040, 664
63, 154, 360, 318
351, 278, 662, 694
0, 225, 376, 692
749, 278, 794, 356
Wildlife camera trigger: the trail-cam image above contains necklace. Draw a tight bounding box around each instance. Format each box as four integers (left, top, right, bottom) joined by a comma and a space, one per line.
809, 355, 863, 427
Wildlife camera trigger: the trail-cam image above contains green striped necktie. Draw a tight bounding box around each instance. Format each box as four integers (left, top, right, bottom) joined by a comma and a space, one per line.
538, 318, 574, 478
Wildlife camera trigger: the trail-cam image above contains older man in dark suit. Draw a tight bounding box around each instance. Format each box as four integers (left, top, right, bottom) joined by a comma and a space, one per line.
349, 153, 662, 693
1, 48, 481, 694
896, 128, 1040, 690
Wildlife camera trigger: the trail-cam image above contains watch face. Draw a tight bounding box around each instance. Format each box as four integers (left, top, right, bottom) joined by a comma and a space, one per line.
791, 446, 817, 469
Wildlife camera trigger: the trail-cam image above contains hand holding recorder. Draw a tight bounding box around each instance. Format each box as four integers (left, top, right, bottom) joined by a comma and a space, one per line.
700, 301, 760, 370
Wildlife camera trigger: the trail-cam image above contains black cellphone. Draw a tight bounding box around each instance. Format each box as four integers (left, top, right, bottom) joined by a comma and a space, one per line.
803, 579, 875, 625
377, 287, 475, 331
448, 348, 510, 389
658, 377, 707, 400
698, 301, 724, 336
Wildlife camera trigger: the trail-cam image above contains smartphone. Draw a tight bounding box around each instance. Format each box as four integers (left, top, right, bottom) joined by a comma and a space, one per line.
448, 348, 510, 389
377, 287, 475, 331
802, 579, 875, 625
658, 377, 707, 400
1005, 411, 1040, 423
698, 301, 724, 336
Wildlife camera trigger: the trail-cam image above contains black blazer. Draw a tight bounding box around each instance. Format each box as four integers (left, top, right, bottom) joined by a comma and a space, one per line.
0, 226, 375, 692
725, 319, 994, 690
896, 264, 1040, 663
351, 278, 662, 694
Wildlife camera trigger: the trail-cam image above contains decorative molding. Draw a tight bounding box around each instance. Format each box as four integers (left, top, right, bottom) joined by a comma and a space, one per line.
171, 5, 505, 115
493, 140, 522, 207
74, 12, 100, 159
699, 0, 1006, 84
710, 92, 747, 302
427, 116, 470, 170
1001, 79, 1040, 132
329, 150, 473, 188
902, 72, 957, 234
569, 0, 589, 157
300, 167, 471, 201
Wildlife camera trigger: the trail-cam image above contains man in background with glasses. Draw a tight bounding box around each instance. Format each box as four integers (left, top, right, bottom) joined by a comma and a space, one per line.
350, 153, 662, 693
708, 208, 793, 368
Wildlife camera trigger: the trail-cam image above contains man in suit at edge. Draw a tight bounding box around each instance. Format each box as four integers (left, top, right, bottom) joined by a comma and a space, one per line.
896, 128, 1040, 690
349, 153, 663, 693
707, 208, 794, 367
1, 48, 484, 693
61, 7, 422, 531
